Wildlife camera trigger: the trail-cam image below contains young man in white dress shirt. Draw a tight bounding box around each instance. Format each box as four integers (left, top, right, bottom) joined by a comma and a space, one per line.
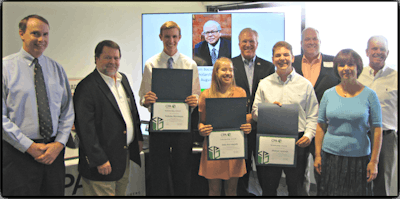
139, 21, 201, 196
252, 41, 319, 196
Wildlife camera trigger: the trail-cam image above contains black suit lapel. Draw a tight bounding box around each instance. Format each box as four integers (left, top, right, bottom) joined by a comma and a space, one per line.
235, 59, 250, 96
294, 55, 304, 76
200, 42, 212, 65
218, 38, 224, 58
252, 57, 264, 97
314, 54, 328, 90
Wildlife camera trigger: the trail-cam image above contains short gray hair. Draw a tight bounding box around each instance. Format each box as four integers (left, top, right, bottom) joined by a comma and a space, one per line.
203, 20, 221, 33
238, 28, 259, 43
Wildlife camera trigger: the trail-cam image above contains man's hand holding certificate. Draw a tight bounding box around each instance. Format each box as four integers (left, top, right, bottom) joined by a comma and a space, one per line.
256, 103, 299, 167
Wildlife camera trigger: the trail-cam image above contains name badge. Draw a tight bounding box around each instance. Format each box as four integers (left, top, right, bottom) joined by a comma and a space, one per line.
323, 62, 333, 68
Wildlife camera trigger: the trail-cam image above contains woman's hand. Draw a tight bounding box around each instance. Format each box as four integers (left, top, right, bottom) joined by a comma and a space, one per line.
240, 123, 252, 134
314, 156, 322, 175
366, 161, 378, 182
199, 123, 213, 137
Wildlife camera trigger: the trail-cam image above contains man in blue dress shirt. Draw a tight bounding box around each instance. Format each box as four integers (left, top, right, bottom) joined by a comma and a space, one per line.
2, 14, 74, 196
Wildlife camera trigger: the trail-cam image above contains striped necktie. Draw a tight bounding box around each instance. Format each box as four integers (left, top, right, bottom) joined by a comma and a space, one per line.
211, 48, 217, 65
167, 57, 173, 69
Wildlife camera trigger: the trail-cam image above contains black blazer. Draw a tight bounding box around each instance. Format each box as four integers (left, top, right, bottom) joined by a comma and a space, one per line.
193, 38, 231, 66
293, 54, 340, 103
73, 69, 143, 181
232, 55, 275, 114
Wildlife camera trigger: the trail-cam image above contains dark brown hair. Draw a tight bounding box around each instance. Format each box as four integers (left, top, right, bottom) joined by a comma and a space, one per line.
333, 49, 363, 79
272, 41, 293, 56
19, 14, 49, 33
94, 40, 121, 64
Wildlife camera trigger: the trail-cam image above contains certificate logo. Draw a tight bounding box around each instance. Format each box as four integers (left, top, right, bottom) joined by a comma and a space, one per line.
165, 104, 176, 108
151, 117, 164, 130
208, 146, 220, 159
258, 151, 269, 164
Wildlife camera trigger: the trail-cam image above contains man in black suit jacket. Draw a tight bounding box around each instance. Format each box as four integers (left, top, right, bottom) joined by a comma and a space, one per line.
292, 27, 339, 196
232, 28, 275, 196
193, 20, 231, 66
73, 40, 143, 196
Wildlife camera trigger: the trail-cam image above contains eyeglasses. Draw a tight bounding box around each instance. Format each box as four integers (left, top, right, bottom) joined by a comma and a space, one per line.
203, 30, 219, 35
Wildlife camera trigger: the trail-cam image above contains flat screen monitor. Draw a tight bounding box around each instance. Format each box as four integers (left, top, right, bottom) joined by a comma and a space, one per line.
142, 12, 285, 92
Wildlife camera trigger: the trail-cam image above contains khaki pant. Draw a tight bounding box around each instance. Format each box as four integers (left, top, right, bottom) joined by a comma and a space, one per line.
82, 153, 130, 196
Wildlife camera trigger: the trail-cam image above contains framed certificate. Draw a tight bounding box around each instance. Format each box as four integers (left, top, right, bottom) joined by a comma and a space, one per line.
256, 134, 298, 167
205, 97, 247, 160
257, 103, 299, 135
151, 68, 192, 101
150, 101, 190, 133
207, 130, 247, 160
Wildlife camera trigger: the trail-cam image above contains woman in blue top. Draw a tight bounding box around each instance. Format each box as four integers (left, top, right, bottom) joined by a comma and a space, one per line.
313, 49, 382, 196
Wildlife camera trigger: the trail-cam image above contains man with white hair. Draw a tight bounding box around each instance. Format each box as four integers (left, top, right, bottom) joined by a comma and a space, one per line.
194, 20, 231, 66
358, 35, 397, 196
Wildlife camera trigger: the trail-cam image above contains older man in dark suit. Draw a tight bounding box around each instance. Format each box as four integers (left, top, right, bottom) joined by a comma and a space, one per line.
292, 27, 340, 196
194, 20, 231, 66
73, 40, 143, 196
232, 28, 275, 196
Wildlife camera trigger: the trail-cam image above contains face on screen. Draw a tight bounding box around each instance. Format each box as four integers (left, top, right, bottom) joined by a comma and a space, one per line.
159, 27, 181, 56
239, 31, 258, 60
203, 24, 221, 46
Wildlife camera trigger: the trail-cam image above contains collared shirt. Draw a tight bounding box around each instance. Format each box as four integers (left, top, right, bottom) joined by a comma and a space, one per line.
98, 69, 134, 145
139, 50, 201, 111
2, 48, 75, 152
358, 65, 398, 131
241, 55, 256, 94
207, 38, 221, 58
252, 69, 319, 140
301, 53, 322, 87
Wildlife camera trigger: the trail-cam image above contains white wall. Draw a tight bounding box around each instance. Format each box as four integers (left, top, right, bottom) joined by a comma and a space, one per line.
2, 2, 208, 120
304, 2, 398, 70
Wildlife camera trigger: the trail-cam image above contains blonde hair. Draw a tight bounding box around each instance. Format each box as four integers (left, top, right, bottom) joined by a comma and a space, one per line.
208, 57, 236, 98
160, 21, 181, 36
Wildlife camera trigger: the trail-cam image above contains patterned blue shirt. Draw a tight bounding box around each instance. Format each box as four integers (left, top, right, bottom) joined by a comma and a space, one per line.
2, 48, 74, 152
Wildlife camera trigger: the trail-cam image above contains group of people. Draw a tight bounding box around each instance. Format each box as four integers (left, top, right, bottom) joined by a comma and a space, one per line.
2, 14, 397, 197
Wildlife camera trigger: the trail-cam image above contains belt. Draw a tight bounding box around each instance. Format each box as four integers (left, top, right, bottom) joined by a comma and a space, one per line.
32, 136, 56, 144
383, 130, 395, 136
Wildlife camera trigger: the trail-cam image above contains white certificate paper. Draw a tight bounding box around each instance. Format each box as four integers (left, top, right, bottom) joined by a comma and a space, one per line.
208, 130, 245, 160
152, 102, 189, 131
258, 136, 296, 165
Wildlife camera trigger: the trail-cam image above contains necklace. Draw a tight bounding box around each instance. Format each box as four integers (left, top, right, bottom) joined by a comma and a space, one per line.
342, 89, 348, 97
341, 86, 349, 97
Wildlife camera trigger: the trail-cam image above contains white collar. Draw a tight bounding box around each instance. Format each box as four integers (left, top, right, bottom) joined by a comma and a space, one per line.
207, 38, 221, 53
368, 64, 388, 77
161, 50, 180, 62
241, 55, 256, 64
276, 68, 296, 83
97, 68, 122, 85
